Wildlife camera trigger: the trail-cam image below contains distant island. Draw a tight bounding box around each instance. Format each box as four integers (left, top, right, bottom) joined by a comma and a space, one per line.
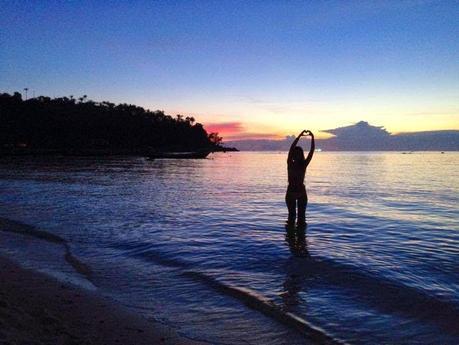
227, 121, 459, 151
0, 92, 237, 156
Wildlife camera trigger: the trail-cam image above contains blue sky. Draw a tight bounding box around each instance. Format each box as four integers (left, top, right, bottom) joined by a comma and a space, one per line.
1, 1, 458, 139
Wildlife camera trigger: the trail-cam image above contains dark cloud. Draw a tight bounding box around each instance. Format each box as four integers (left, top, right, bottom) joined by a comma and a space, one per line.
321, 121, 391, 138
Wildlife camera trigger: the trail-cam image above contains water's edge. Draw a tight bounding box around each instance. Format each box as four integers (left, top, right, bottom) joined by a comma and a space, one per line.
0, 216, 345, 344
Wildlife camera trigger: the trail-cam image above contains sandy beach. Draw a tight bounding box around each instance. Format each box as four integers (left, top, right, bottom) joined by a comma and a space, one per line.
0, 255, 205, 345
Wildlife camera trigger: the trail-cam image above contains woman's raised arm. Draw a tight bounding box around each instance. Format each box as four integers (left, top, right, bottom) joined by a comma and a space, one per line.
304, 130, 315, 166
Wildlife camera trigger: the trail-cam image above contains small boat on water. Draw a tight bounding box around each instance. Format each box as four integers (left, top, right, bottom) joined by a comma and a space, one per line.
148, 150, 211, 160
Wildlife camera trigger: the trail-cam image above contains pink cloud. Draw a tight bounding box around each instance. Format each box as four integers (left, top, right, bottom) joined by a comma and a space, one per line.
204, 122, 244, 134
224, 132, 283, 140
204, 122, 283, 141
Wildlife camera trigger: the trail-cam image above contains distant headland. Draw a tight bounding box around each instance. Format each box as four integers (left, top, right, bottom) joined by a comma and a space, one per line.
0, 92, 237, 156
227, 121, 459, 151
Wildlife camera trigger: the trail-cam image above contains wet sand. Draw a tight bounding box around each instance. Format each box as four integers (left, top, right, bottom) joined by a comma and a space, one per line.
0, 256, 206, 345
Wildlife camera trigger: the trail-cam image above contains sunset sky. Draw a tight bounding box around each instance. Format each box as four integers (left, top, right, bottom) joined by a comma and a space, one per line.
1, 1, 458, 140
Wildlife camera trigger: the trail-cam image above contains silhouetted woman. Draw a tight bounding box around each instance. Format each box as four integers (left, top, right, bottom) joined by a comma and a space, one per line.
286, 130, 315, 225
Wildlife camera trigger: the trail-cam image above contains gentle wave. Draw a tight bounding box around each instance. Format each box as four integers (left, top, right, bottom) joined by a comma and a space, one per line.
0, 217, 92, 281
183, 270, 347, 345
109, 237, 459, 340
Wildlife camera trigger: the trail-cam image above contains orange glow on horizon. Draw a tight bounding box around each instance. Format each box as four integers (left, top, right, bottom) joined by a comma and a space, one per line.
160, 102, 459, 142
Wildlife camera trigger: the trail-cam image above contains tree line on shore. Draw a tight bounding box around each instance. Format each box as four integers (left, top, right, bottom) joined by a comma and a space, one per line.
0, 92, 225, 154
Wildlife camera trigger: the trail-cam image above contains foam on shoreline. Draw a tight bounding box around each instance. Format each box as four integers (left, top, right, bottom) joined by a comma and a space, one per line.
0, 217, 92, 281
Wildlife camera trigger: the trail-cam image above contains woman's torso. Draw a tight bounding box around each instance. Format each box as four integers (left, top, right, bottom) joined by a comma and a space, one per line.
287, 162, 306, 194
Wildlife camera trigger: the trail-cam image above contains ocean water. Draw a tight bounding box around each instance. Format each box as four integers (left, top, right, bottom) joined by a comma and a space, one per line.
0, 152, 458, 344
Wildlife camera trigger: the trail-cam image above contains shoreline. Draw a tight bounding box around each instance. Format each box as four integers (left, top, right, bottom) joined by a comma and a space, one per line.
0, 146, 238, 157
0, 255, 206, 345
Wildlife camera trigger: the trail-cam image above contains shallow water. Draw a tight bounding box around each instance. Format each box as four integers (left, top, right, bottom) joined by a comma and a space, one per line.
0, 152, 458, 344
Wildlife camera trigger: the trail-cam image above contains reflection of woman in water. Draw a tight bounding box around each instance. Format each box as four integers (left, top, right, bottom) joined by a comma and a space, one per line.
282, 224, 309, 310
286, 130, 315, 225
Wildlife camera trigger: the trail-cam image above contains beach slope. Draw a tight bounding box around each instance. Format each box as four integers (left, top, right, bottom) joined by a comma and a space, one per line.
0, 256, 205, 345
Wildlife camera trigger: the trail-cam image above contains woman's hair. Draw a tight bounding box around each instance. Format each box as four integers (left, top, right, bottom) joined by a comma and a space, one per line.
292, 146, 305, 165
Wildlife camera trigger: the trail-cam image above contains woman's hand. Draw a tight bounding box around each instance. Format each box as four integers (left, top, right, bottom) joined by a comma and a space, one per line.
303, 130, 314, 137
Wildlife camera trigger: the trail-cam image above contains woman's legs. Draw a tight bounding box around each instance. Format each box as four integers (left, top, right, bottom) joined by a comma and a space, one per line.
287, 190, 308, 224
285, 193, 296, 224
297, 194, 308, 225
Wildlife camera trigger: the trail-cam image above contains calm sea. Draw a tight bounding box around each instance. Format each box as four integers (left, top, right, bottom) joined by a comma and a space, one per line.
0, 152, 458, 344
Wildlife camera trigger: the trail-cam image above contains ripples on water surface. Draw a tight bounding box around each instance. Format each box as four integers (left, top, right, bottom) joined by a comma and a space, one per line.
0, 152, 458, 344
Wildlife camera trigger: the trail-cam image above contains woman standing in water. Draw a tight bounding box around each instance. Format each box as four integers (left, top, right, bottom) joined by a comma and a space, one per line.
286, 130, 315, 225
